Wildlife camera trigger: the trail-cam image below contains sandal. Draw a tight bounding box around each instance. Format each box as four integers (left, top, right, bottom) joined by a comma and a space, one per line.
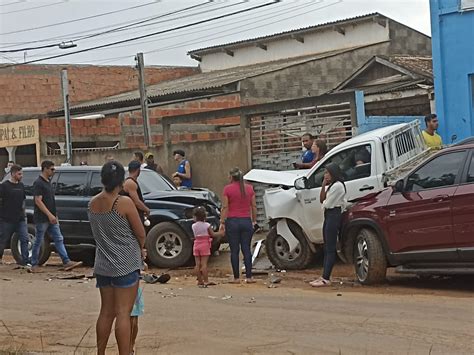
245, 278, 256, 284
310, 278, 331, 287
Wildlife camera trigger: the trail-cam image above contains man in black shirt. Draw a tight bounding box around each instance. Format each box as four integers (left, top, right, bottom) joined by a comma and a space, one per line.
0, 164, 30, 265
30, 160, 82, 272
122, 160, 150, 222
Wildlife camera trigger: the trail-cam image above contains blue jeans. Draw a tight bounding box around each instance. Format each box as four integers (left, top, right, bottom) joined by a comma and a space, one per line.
32, 222, 70, 266
0, 220, 30, 265
225, 217, 253, 279
322, 208, 342, 280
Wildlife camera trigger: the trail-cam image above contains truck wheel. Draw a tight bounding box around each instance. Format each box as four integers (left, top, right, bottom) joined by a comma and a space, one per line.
353, 228, 387, 285
146, 222, 192, 268
266, 224, 313, 270
10, 225, 51, 266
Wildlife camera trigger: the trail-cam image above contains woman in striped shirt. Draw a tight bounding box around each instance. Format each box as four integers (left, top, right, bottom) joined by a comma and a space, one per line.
88, 161, 146, 355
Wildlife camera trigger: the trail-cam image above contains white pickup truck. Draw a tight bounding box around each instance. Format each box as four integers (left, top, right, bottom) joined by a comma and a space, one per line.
245, 121, 428, 270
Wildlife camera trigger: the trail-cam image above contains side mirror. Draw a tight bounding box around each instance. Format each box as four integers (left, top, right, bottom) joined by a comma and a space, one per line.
451, 134, 457, 144
294, 176, 307, 190
394, 179, 404, 193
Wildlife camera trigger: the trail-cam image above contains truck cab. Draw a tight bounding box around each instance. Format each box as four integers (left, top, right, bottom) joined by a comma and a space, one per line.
245, 121, 427, 270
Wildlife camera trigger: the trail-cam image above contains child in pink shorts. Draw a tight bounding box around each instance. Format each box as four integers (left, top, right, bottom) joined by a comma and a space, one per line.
192, 207, 224, 287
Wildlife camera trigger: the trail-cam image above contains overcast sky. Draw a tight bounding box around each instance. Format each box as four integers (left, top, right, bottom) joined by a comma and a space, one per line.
0, 0, 431, 67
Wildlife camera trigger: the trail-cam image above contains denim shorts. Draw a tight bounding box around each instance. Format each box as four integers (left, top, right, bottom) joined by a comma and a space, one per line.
95, 270, 140, 289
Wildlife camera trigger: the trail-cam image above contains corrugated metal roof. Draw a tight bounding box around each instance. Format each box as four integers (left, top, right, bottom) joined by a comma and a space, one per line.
68, 46, 362, 112
188, 13, 382, 55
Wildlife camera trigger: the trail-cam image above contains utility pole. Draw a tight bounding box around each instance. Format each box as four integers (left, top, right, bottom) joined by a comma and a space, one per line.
136, 53, 152, 147
61, 69, 73, 163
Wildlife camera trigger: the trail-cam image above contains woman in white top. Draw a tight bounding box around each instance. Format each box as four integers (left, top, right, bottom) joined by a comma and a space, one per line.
311, 163, 346, 287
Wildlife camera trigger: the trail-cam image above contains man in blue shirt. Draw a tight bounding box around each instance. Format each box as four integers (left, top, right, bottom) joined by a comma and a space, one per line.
293, 133, 315, 169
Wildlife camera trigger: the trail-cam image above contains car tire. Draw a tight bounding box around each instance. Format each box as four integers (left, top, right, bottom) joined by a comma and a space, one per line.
10, 225, 51, 266
266, 223, 313, 270
146, 222, 192, 268
353, 228, 387, 285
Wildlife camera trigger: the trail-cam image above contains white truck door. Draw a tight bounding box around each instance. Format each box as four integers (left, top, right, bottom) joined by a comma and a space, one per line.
298, 142, 379, 243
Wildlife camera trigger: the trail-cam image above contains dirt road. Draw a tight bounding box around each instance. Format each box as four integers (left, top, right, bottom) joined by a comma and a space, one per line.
0, 252, 473, 355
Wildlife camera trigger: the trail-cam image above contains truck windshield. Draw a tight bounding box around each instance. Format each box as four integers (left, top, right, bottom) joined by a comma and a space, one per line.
137, 170, 175, 194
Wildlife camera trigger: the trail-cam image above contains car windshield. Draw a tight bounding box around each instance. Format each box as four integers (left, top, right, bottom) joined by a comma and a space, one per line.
136, 169, 175, 194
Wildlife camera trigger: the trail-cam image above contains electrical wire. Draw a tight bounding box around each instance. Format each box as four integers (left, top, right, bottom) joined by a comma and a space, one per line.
0, 1, 217, 53
0, 1, 64, 15
5, 0, 331, 63
77, 0, 317, 54
5, 0, 286, 59
89, 0, 340, 65
17, 0, 244, 49
0, 1, 26, 7
0, 1, 280, 68
0, 0, 161, 36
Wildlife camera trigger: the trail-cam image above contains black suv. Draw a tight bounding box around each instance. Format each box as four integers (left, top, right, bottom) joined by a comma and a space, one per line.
5, 166, 221, 268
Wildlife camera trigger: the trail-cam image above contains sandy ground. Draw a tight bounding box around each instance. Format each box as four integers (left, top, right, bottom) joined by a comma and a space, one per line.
0, 250, 473, 355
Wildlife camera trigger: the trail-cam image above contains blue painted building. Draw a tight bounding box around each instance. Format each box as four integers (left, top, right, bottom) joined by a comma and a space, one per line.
430, 0, 474, 142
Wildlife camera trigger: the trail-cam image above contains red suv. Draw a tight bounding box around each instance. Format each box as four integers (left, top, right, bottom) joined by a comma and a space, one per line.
340, 144, 474, 284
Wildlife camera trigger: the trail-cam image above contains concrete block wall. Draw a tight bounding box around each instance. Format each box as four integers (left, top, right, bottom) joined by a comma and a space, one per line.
240, 20, 432, 103
45, 136, 248, 198
240, 42, 392, 102
0, 64, 198, 116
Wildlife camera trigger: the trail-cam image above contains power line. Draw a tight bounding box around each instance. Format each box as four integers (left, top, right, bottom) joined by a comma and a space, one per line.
73, 1, 245, 43
1, 1, 280, 68
81, 0, 316, 55
0, 1, 218, 53
89, 0, 340, 65
0, 0, 239, 49
0, 1, 64, 15
7, 0, 289, 60
0, 1, 25, 7
0, 0, 160, 36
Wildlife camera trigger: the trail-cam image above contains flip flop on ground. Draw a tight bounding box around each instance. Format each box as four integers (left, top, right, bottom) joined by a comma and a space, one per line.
63, 261, 83, 271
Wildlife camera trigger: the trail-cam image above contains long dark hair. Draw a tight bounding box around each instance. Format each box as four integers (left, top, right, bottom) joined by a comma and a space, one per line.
315, 140, 328, 158
229, 167, 246, 197
325, 163, 346, 192
101, 161, 125, 192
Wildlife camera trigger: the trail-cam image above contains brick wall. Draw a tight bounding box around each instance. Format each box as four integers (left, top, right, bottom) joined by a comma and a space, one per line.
38, 93, 242, 151
119, 93, 242, 148
0, 64, 198, 116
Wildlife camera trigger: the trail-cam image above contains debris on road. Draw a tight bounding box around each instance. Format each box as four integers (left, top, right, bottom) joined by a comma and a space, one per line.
268, 274, 282, 284
221, 295, 232, 300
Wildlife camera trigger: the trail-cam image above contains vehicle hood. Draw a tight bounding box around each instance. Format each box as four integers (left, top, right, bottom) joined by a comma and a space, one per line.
143, 190, 216, 207
244, 169, 308, 186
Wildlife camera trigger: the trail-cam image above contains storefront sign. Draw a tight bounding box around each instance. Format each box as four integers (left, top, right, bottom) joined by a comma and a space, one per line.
0, 119, 39, 148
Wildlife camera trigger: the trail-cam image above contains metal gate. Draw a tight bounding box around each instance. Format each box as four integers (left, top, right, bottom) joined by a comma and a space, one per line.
250, 102, 353, 225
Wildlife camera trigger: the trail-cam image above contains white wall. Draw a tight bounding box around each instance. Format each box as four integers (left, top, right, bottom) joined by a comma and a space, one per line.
199, 20, 390, 72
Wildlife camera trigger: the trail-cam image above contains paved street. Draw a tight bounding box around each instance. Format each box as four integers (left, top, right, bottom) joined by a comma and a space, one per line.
1, 252, 473, 355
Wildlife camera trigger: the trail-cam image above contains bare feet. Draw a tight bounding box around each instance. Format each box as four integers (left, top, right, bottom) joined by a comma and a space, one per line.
245, 278, 256, 284
229, 278, 240, 284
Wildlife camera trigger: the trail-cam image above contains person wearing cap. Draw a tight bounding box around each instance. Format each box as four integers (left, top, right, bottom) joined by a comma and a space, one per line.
172, 150, 192, 188
144, 152, 164, 174
122, 161, 150, 222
